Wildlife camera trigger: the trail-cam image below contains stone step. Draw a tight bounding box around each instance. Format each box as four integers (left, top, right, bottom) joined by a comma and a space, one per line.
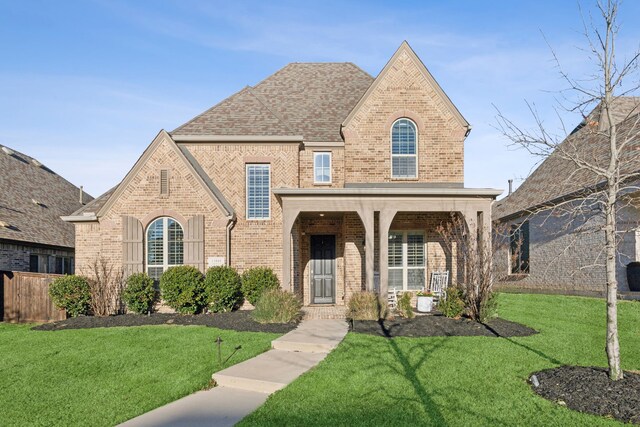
271, 319, 348, 353
212, 350, 327, 394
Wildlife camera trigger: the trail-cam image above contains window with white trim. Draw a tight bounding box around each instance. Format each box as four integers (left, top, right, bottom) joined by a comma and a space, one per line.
146, 217, 184, 280
391, 118, 417, 178
388, 231, 425, 291
246, 164, 270, 220
313, 152, 331, 184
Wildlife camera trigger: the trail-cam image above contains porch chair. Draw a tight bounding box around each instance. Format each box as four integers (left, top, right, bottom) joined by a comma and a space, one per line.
429, 271, 450, 304
387, 288, 399, 310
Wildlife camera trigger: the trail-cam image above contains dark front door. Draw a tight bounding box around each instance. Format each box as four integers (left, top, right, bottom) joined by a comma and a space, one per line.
310, 235, 335, 304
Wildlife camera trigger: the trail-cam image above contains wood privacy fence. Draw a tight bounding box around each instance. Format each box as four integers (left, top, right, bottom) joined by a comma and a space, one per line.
1, 271, 66, 323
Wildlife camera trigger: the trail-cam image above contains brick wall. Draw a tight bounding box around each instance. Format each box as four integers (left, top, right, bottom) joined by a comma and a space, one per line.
299, 147, 345, 188
0, 241, 74, 272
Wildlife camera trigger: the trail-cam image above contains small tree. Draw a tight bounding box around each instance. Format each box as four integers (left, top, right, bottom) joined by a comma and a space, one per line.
83, 258, 126, 316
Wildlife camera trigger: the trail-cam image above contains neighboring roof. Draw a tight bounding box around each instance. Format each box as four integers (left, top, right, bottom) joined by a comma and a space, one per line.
70, 186, 117, 217
494, 97, 640, 220
172, 62, 374, 142
0, 145, 93, 248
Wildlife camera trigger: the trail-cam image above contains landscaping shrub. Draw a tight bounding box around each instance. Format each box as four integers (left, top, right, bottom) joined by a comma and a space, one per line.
240, 267, 280, 305
439, 286, 465, 318
397, 292, 415, 318
204, 266, 243, 312
159, 266, 206, 314
347, 292, 388, 321
251, 289, 302, 324
123, 273, 157, 314
49, 275, 91, 317
85, 257, 126, 316
479, 292, 498, 323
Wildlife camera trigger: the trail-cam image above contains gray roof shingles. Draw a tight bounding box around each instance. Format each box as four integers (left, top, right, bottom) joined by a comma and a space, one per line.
0, 146, 93, 248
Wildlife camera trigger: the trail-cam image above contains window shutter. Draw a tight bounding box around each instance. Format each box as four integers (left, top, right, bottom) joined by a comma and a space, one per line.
184, 215, 204, 272
160, 170, 169, 195
122, 216, 144, 276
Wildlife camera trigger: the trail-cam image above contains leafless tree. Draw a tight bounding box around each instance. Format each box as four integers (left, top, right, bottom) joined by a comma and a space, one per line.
496, 0, 640, 380
83, 258, 126, 316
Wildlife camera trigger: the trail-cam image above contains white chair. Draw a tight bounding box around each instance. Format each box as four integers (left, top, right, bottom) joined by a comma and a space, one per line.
429, 271, 450, 304
387, 288, 398, 310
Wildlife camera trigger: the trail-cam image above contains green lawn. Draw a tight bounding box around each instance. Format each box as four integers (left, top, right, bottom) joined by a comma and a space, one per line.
241, 294, 640, 426
0, 323, 280, 426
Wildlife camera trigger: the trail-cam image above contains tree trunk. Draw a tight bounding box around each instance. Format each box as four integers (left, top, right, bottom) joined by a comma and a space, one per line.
604, 197, 623, 380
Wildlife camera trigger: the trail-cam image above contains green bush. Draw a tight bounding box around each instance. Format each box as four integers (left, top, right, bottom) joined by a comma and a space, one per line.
347, 292, 388, 321
123, 273, 157, 314
240, 267, 280, 305
251, 289, 302, 324
479, 292, 498, 323
204, 266, 243, 312
49, 275, 91, 317
159, 266, 206, 314
397, 292, 415, 318
439, 286, 465, 318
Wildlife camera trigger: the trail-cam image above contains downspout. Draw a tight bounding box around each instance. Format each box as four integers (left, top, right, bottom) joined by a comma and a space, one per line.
226, 215, 236, 267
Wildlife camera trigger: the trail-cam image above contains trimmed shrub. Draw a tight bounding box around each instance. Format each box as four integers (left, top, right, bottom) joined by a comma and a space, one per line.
347, 292, 388, 321
123, 273, 157, 314
240, 267, 280, 305
204, 266, 242, 313
159, 266, 206, 314
251, 289, 302, 324
49, 275, 91, 317
397, 292, 415, 319
439, 286, 465, 318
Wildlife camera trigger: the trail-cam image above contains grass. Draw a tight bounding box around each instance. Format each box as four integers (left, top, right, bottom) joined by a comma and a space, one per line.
240, 293, 640, 426
0, 323, 281, 426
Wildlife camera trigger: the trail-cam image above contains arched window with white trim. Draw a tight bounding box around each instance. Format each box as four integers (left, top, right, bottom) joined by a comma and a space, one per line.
391, 118, 418, 178
146, 217, 184, 280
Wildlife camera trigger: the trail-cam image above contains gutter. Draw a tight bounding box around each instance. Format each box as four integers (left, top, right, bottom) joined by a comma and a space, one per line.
225, 214, 237, 267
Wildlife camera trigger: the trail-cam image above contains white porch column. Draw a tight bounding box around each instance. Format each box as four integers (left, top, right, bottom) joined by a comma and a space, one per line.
357, 208, 375, 292
378, 208, 397, 298
282, 207, 300, 292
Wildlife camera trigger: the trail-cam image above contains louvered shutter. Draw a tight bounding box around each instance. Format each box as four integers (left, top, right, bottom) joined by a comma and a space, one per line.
184, 215, 205, 272
122, 216, 144, 276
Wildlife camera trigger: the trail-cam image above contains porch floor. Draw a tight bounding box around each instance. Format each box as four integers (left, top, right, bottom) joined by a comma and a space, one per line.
302, 305, 347, 320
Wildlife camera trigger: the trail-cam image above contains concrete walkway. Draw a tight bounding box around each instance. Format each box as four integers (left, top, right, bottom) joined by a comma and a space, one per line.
120, 319, 348, 427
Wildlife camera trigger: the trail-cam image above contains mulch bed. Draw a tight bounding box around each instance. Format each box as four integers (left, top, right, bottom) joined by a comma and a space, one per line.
350, 314, 537, 338
31, 311, 298, 334
531, 366, 640, 424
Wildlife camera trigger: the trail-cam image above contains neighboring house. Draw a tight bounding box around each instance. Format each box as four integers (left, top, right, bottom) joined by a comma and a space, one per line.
63, 42, 501, 307
493, 97, 640, 295
0, 145, 93, 274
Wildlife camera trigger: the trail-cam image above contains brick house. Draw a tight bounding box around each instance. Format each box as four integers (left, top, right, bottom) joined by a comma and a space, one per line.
493, 97, 640, 296
63, 42, 500, 307
0, 145, 92, 273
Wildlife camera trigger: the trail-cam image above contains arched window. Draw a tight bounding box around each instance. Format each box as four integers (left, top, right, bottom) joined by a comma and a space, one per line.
391, 118, 417, 178
146, 217, 184, 280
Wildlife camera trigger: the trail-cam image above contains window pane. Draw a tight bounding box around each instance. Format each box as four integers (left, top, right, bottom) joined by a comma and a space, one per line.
407, 269, 425, 290
314, 153, 331, 183
388, 232, 403, 267
407, 234, 424, 267
147, 219, 164, 265
389, 269, 403, 289
168, 219, 184, 265
392, 119, 416, 155
148, 267, 163, 281
247, 165, 270, 218
392, 156, 417, 178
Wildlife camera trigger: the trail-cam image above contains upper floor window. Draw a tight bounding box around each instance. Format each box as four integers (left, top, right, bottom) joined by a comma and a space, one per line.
313, 152, 332, 184
147, 217, 183, 280
510, 221, 530, 274
246, 164, 270, 219
391, 118, 417, 178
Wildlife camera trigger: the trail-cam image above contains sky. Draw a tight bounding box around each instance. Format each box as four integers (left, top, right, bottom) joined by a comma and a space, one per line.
1, 0, 639, 199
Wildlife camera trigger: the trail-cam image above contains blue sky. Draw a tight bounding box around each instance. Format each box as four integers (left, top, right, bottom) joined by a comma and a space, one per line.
1, 0, 639, 198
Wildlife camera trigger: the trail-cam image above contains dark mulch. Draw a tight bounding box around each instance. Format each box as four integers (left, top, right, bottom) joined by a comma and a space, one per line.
350, 314, 537, 338
31, 311, 298, 334
531, 366, 640, 424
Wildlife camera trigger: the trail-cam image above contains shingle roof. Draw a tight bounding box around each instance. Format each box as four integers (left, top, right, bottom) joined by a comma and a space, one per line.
71, 186, 117, 216
494, 97, 640, 220
172, 63, 374, 142
0, 145, 93, 248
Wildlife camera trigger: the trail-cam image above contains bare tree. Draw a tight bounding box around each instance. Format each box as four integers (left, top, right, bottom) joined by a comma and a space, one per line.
83, 258, 126, 316
496, 0, 640, 380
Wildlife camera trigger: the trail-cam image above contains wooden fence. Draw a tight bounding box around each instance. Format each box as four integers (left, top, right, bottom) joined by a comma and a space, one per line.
1, 271, 66, 323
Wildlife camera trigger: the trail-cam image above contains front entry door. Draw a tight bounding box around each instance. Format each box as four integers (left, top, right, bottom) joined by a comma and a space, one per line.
310, 235, 335, 304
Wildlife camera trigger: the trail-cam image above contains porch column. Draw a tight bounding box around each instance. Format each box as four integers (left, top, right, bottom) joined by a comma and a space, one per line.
378, 208, 397, 298
356, 208, 375, 292
282, 207, 300, 292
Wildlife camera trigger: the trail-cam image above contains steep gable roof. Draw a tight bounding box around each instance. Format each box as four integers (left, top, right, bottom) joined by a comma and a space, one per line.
172, 63, 374, 142
0, 145, 92, 248
494, 97, 640, 220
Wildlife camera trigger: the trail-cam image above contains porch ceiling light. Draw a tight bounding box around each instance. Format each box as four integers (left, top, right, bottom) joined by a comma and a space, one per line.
319, 213, 325, 217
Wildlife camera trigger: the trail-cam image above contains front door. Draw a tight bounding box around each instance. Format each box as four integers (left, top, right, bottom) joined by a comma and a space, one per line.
310, 235, 335, 304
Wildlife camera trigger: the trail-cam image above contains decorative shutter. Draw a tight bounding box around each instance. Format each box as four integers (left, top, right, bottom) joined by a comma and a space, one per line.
184, 215, 205, 272
122, 216, 144, 276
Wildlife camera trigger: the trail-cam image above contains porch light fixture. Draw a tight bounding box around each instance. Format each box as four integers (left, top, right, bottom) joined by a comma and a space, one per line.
319, 213, 325, 217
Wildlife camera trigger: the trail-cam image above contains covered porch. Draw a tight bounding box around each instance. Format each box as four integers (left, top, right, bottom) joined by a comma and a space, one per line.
275, 187, 501, 306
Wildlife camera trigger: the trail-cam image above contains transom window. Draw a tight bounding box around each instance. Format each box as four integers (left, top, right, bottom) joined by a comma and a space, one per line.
146, 217, 184, 280
391, 118, 417, 178
313, 152, 332, 184
388, 231, 425, 291
246, 164, 271, 220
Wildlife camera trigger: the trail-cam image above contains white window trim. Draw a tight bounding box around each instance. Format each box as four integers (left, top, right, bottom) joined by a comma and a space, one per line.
388, 230, 426, 291
313, 151, 332, 185
246, 163, 271, 220
145, 217, 184, 277
390, 118, 419, 179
